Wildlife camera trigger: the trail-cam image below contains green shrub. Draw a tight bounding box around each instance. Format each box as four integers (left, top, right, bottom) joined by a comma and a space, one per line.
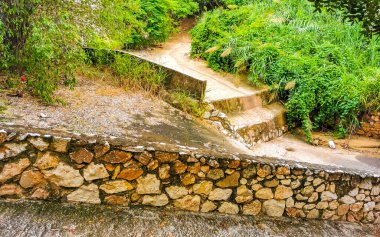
191, 0, 380, 141
0, 0, 199, 102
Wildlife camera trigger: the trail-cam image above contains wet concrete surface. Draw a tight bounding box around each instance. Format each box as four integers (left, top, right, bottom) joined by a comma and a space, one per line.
251, 134, 380, 175
0, 200, 378, 237
0, 78, 251, 155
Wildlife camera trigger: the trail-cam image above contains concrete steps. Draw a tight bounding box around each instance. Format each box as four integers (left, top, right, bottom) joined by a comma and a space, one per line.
228, 103, 287, 145
125, 21, 287, 147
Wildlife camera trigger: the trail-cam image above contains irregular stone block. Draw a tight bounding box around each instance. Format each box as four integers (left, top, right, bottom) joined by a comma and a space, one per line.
174, 195, 201, 212
165, 186, 188, 199
103, 150, 132, 164
100, 180, 134, 194
201, 201, 217, 213
42, 163, 84, 188
0, 158, 30, 183
155, 151, 178, 163
142, 194, 169, 207
28, 137, 49, 151
216, 172, 240, 188
136, 174, 160, 195
274, 185, 293, 200
193, 181, 213, 195
255, 188, 274, 200
209, 188, 232, 201
83, 163, 109, 181
218, 202, 239, 215
70, 148, 94, 164
243, 200, 262, 216
34, 152, 60, 170
118, 167, 144, 181
19, 170, 44, 188
67, 184, 100, 204
262, 199, 285, 217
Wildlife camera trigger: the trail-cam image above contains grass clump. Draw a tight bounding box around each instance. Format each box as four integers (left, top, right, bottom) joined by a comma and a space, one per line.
191, 0, 380, 141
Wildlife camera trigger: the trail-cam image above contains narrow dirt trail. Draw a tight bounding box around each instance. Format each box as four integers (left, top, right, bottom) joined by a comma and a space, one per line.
130, 19, 267, 102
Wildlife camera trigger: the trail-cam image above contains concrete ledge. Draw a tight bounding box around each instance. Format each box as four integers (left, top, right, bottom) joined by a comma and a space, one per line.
0, 126, 379, 224
124, 51, 207, 100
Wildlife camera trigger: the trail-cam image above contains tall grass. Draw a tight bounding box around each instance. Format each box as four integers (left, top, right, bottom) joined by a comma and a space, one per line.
191, 0, 380, 141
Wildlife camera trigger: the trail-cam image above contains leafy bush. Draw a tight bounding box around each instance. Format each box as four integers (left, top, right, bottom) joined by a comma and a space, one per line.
191, 0, 380, 141
310, 0, 380, 36
0, 0, 199, 102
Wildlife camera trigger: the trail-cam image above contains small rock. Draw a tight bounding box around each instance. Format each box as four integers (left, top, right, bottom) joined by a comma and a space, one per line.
308, 192, 319, 203
207, 169, 224, 180
104, 195, 129, 206
83, 163, 109, 181
301, 186, 314, 196
94, 143, 110, 158
0, 158, 31, 183
193, 181, 213, 195
350, 202, 363, 212
0, 184, 23, 197
118, 167, 144, 181
216, 172, 240, 188
340, 195, 356, 204
174, 195, 201, 212
274, 185, 293, 200
262, 199, 285, 217
103, 150, 132, 164
30, 188, 49, 200
276, 166, 290, 175
67, 184, 101, 204
363, 202, 375, 212
316, 202, 329, 210
70, 148, 94, 164
159, 164, 171, 179
19, 170, 44, 188
136, 174, 160, 195
359, 179, 372, 190
243, 200, 262, 216
155, 151, 178, 163
320, 191, 337, 201
307, 209, 320, 219
42, 163, 84, 188
181, 173, 196, 186
264, 179, 279, 188
134, 151, 152, 165
100, 180, 134, 194
218, 202, 239, 215
2, 143, 27, 158
257, 165, 271, 178
208, 188, 232, 201
337, 204, 350, 216
328, 141, 336, 149
370, 185, 380, 196
235, 185, 253, 203
34, 152, 60, 170
173, 160, 187, 174
28, 137, 49, 151
165, 186, 188, 199
142, 194, 169, 207
50, 138, 70, 153
201, 201, 217, 213
290, 180, 301, 189
255, 188, 274, 200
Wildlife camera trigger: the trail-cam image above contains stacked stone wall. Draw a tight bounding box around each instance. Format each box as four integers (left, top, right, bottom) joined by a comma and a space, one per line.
0, 128, 379, 224
357, 112, 380, 139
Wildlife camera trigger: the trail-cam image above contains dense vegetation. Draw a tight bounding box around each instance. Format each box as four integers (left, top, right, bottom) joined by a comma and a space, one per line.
191, 0, 380, 140
0, 0, 198, 103
310, 0, 380, 36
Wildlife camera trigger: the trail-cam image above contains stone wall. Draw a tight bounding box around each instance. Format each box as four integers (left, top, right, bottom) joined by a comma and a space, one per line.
0, 127, 379, 224
357, 112, 380, 139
